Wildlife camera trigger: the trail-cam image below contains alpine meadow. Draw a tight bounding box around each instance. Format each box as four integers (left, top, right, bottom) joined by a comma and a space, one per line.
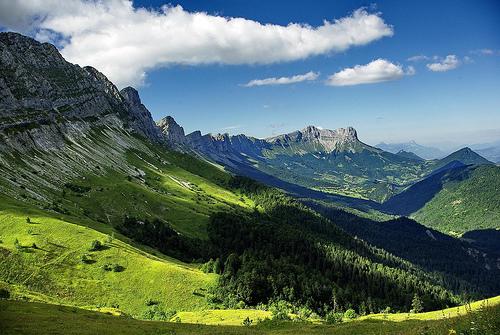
0, 1, 499, 335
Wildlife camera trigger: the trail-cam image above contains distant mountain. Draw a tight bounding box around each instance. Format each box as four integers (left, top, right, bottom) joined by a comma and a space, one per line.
161, 123, 437, 202
395, 150, 424, 161
431, 147, 492, 171
383, 165, 500, 233
475, 146, 500, 163
376, 141, 446, 160
156, 120, 493, 203
266, 125, 365, 154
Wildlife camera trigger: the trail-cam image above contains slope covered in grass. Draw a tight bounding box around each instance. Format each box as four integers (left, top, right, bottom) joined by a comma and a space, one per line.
0, 196, 218, 318
0, 298, 498, 335
385, 165, 500, 234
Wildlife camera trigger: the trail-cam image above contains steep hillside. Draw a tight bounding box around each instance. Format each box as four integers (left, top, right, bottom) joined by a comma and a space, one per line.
429, 147, 492, 172
307, 200, 500, 297
1, 32, 498, 327
383, 165, 500, 233
0, 32, 253, 317
412, 165, 500, 233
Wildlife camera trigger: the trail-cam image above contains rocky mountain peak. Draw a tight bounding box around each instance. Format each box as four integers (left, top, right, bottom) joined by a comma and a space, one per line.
157, 116, 186, 144
294, 125, 358, 142
268, 125, 360, 153
120, 87, 142, 107
0, 32, 165, 150
336, 126, 358, 141
119, 87, 162, 143
0, 32, 64, 67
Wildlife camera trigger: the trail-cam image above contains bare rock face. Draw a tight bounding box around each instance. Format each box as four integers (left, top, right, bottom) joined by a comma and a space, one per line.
120, 87, 163, 143
267, 125, 361, 153
0, 32, 163, 151
157, 116, 186, 145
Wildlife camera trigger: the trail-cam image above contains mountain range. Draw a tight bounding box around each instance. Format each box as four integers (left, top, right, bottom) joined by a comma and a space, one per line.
0, 32, 499, 332
375, 141, 447, 160
376, 140, 500, 163
155, 115, 494, 204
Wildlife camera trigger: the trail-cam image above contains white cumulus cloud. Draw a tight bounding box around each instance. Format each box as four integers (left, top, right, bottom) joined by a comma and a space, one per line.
243, 71, 319, 87
426, 55, 460, 72
326, 59, 413, 86
0, 1, 394, 88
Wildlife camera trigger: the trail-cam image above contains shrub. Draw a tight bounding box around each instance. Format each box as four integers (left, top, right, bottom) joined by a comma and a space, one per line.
89, 240, 103, 251
64, 183, 91, 193
270, 300, 292, 321
145, 298, 159, 306
297, 306, 313, 320
0, 288, 10, 299
14, 238, 22, 251
200, 258, 214, 273
81, 254, 93, 264
142, 305, 176, 321
242, 316, 253, 326
325, 311, 343, 324
343, 308, 358, 320
102, 263, 124, 272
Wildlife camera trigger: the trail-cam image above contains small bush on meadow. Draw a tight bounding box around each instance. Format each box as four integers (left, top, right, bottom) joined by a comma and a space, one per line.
242, 316, 253, 326
145, 298, 159, 306
343, 308, 358, 320
102, 263, 124, 272
89, 240, 103, 251
325, 311, 343, 324
270, 300, 292, 321
81, 254, 93, 264
14, 238, 23, 251
142, 305, 176, 321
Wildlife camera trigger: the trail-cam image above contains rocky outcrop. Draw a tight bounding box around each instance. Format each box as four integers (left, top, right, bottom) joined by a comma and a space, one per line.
120, 87, 163, 142
267, 125, 361, 153
0, 32, 163, 151
157, 116, 186, 145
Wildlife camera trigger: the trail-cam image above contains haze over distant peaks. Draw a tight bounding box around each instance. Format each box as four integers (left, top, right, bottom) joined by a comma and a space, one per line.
375, 141, 447, 160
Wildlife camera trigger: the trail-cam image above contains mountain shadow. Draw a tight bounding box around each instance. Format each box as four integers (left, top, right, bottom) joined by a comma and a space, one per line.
382, 164, 472, 215
307, 201, 500, 297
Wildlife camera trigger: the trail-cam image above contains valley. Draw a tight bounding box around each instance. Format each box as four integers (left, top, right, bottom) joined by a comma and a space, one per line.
0, 30, 499, 335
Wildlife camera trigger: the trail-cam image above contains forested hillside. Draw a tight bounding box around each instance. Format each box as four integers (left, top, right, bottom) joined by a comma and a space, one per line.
383, 165, 500, 233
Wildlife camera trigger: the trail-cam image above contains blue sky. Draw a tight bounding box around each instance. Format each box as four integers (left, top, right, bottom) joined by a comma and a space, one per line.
1, 0, 499, 147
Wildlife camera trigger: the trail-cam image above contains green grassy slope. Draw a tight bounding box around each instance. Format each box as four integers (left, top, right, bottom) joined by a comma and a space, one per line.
0, 196, 217, 317
413, 165, 500, 233
0, 297, 498, 335
0, 133, 257, 318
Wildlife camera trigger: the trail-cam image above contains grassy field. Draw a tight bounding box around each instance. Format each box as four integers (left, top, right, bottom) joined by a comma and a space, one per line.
173, 309, 272, 325
0, 196, 218, 318
1, 299, 498, 335
0, 135, 262, 318
360, 295, 500, 321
